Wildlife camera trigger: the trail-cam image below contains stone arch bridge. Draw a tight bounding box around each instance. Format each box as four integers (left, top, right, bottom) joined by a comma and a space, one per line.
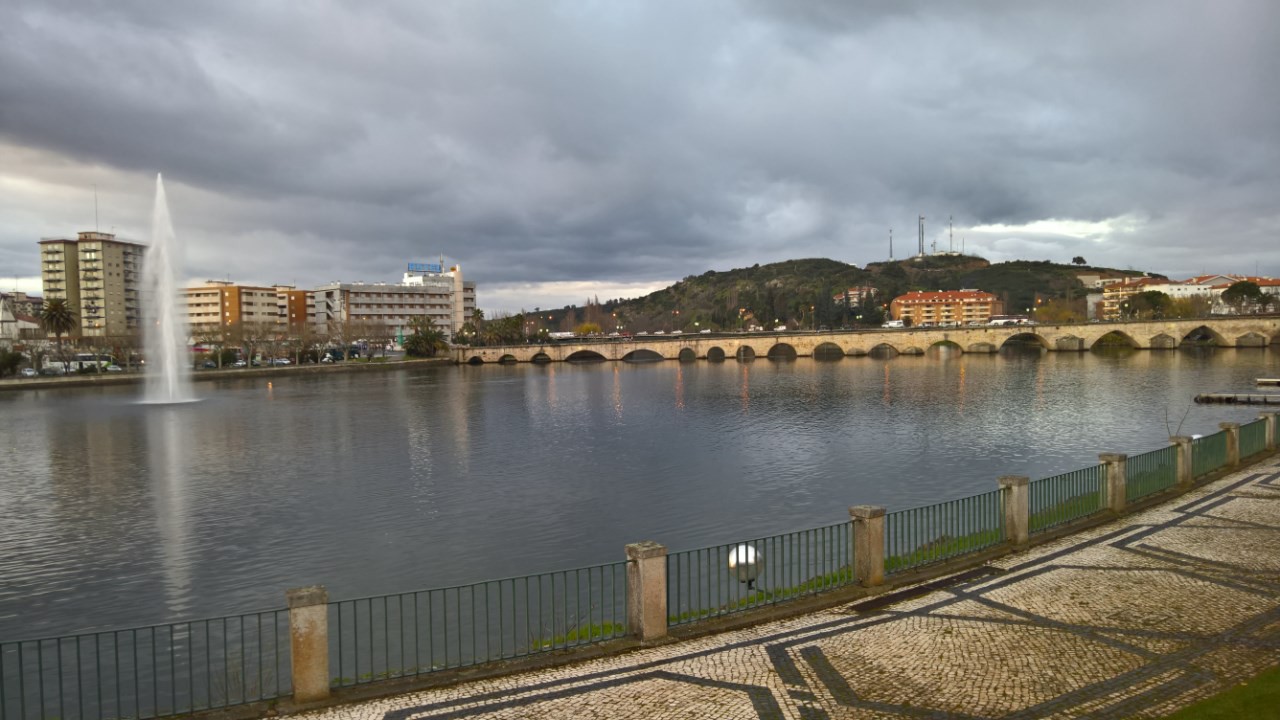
453, 317, 1280, 364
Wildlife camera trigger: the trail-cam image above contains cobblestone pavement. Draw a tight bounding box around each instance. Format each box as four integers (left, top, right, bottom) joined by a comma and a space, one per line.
299, 461, 1280, 719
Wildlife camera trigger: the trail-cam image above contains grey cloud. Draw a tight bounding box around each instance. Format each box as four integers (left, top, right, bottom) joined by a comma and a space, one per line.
1, 0, 1278, 306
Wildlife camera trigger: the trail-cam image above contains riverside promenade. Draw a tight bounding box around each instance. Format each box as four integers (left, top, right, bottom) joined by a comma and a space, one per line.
298, 458, 1280, 720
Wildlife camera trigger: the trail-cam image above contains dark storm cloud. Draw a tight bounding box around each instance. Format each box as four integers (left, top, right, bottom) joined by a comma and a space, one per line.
2, 0, 1278, 307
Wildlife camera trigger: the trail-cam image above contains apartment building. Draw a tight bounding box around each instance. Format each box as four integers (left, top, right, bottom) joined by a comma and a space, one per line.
182, 281, 285, 336
890, 290, 1003, 326
38, 231, 145, 337
312, 263, 476, 342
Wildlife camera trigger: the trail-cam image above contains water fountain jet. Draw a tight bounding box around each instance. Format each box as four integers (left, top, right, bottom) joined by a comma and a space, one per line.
142, 173, 195, 404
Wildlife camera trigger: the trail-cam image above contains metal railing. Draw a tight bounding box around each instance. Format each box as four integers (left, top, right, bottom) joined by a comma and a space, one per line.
328, 562, 626, 687
0, 611, 289, 720
1192, 432, 1228, 479
666, 521, 853, 627
1240, 419, 1268, 459
884, 489, 1005, 575
1125, 445, 1177, 502
1029, 464, 1106, 535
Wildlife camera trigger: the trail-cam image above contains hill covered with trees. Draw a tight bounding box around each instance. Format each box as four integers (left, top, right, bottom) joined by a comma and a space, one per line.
527, 256, 1156, 334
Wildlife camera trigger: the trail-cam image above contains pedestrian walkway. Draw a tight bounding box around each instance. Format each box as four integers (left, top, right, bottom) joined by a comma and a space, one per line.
300, 460, 1280, 719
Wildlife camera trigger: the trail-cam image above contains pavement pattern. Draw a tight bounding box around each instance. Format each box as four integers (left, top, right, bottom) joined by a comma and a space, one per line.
299, 460, 1280, 719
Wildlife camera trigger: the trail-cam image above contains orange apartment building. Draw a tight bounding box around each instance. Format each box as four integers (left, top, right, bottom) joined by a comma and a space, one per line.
889, 290, 1003, 327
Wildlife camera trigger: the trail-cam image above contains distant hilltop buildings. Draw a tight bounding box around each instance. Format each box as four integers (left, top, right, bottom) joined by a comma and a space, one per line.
30, 231, 476, 344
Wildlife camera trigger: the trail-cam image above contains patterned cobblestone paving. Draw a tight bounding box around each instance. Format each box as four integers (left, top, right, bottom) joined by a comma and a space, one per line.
298, 461, 1280, 719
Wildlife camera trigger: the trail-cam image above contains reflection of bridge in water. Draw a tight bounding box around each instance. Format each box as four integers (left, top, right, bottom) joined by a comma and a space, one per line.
454, 317, 1280, 364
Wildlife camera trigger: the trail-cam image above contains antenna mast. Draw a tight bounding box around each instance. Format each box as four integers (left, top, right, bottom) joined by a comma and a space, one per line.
918, 215, 925, 256
889, 228, 893, 260
949, 216, 953, 253
94, 185, 99, 231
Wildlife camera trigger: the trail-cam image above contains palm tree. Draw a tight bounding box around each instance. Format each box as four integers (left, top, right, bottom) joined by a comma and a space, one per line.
39, 298, 77, 372
404, 316, 448, 357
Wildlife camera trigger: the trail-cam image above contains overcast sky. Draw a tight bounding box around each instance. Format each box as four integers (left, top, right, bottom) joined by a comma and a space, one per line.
2, 1, 1277, 312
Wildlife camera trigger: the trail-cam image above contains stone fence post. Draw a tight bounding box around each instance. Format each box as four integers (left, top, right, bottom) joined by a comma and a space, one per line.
998, 476, 1029, 545
1170, 436, 1194, 487
626, 541, 667, 642
1219, 422, 1241, 468
850, 505, 885, 587
1261, 412, 1279, 451
1099, 453, 1127, 514
286, 585, 330, 704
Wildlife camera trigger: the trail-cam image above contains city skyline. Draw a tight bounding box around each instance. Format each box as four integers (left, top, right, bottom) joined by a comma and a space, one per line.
2, 1, 1278, 312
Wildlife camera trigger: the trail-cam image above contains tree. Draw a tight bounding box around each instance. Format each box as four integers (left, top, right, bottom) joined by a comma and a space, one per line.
327, 317, 356, 361
575, 322, 602, 335
1124, 290, 1172, 319
0, 348, 22, 377
1072, 256, 1087, 266
1035, 298, 1085, 324
1220, 281, 1264, 314
39, 298, 77, 372
403, 315, 447, 357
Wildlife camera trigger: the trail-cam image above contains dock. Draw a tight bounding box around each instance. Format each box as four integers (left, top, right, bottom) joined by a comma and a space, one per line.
1195, 393, 1280, 405
1258, 378, 1280, 386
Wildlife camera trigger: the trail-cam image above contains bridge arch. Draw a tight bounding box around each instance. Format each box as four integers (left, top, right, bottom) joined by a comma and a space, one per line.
1000, 333, 1050, 350
927, 340, 963, 356
767, 343, 798, 361
678, 348, 696, 362
707, 346, 726, 362
466, 355, 484, 365
622, 349, 663, 363
868, 343, 899, 359
1149, 333, 1177, 350
966, 342, 998, 353
1180, 325, 1227, 347
566, 349, 607, 363
736, 346, 756, 362
1091, 331, 1138, 350
813, 342, 844, 361
498, 354, 517, 364
531, 352, 552, 364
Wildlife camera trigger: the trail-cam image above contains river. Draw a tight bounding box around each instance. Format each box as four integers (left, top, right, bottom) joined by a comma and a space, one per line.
0, 346, 1274, 639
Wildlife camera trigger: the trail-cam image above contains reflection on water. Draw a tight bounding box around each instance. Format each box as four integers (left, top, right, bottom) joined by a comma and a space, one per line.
1, 348, 1274, 638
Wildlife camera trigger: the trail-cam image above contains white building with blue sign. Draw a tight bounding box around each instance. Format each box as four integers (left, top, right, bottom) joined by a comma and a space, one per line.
311, 262, 476, 344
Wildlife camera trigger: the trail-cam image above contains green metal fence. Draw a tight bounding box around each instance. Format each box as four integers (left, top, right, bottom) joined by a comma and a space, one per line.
666, 521, 853, 627
1125, 445, 1177, 502
884, 489, 1006, 575
329, 562, 626, 687
1240, 419, 1268, 458
0, 610, 289, 720
1192, 432, 1228, 479
1029, 464, 1106, 534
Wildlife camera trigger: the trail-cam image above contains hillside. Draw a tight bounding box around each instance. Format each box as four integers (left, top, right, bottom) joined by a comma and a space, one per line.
538, 256, 1157, 333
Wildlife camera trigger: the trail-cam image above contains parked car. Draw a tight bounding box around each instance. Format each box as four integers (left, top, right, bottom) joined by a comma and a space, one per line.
20, 367, 38, 378
232, 360, 247, 368
105, 365, 123, 372
202, 360, 218, 369
39, 366, 66, 376
271, 358, 291, 365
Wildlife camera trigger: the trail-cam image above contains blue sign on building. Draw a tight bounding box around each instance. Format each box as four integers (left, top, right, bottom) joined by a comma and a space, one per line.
407, 262, 443, 274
